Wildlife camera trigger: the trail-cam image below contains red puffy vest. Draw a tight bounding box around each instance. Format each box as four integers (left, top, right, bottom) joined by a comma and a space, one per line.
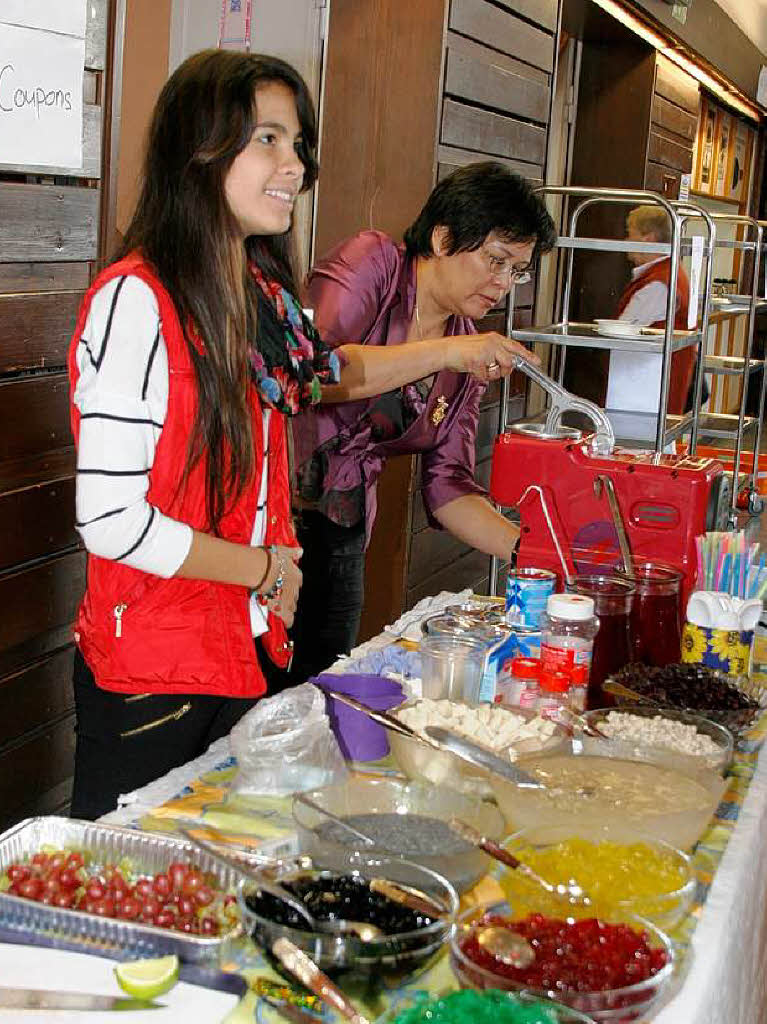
617, 257, 693, 415
68, 253, 295, 696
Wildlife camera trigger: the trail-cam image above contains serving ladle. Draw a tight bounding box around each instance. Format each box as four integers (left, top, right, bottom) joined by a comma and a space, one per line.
293, 793, 376, 846
475, 924, 536, 969
449, 818, 591, 906
181, 827, 384, 942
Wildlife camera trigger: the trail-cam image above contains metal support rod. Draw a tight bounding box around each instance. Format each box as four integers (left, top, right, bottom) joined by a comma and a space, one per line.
488, 288, 517, 598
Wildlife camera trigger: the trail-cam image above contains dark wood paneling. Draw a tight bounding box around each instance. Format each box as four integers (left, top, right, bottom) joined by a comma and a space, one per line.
0, 552, 85, 668
0, 262, 90, 294
0, 479, 77, 572
0, 716, 76, 829
0, 293, 81, 373
645, 161, 681, 198
407, 547, 490, 608
441, 99, 547, 165
647, 129, 693, 173
450, 0, 554, 72
437, 149, 544, 187
0, 184, 100, 263
651, 95, 697, 144
0, 448, 76, 494
654, 55, 700, 114
489, 0, 558, 33
444, 44, 550, 124
0, 649, 75, 747
0, 375, 72, 464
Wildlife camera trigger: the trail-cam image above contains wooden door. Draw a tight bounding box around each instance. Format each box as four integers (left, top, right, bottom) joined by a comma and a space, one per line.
0, 1, 116, 829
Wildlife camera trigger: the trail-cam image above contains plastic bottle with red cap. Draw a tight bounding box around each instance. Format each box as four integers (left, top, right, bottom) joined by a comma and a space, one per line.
496, 656, 541, 708
536, 668, 571, 720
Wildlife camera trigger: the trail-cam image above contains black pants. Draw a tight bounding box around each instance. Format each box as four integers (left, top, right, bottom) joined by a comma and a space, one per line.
285, 510, 366, 686
71, 646, 270, 820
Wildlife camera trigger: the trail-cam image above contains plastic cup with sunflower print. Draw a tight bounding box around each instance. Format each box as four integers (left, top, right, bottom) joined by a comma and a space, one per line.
681, 621, 754, 677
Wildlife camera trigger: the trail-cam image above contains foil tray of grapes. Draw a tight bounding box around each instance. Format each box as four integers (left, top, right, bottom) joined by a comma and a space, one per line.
606, 662, 767, 736
0, 816, 247, 964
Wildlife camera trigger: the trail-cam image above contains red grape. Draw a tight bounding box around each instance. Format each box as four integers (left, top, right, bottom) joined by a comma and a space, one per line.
168, 862, 188, 892
152, 873, 171, 898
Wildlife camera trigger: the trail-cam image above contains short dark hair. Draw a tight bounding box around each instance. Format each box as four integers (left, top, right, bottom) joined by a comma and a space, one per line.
403, 162, 556, 262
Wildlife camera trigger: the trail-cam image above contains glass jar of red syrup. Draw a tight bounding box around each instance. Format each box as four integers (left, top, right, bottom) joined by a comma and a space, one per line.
567, 575, 635, 707
616, 562, 683, 668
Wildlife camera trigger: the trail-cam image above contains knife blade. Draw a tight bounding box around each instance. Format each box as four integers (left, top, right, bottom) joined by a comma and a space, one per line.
0, 985, 163, 1011
423, 726, 545, 788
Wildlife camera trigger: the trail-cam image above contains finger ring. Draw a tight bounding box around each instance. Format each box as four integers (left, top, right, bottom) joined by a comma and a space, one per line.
487, 361, 500, 372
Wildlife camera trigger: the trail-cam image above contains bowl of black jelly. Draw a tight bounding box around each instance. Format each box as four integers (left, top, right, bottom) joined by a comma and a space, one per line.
238, 850, 457, 982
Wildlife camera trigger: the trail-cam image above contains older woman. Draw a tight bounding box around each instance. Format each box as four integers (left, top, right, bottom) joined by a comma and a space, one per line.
289, 162, 556, 682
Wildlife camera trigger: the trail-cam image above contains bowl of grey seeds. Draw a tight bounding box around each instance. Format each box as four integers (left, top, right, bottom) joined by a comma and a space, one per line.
292, 776, 505, 894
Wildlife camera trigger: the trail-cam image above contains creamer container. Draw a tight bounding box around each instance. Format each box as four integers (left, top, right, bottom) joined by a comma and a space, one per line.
496, 656, 541, 707
506, 568, 557, 628
539, 594, 599, 692
536, 668, 570, 720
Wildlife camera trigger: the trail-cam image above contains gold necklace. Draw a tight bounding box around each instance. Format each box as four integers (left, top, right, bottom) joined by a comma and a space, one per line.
414, 294, 449, 427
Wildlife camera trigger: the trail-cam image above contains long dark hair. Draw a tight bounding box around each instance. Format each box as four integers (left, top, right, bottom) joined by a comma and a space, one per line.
403, 162, 556, 262
119, 49, 318, 531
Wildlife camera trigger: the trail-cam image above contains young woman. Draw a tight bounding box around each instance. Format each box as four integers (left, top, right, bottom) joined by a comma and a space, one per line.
69, 51, 527, 817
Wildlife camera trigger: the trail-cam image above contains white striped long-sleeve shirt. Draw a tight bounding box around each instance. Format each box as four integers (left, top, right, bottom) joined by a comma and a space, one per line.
73, 274, 270, 636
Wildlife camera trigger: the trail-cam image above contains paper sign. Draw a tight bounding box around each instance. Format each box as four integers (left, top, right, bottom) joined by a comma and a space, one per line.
688, 234, 703, 331
0, 0, 86, 38
679, 173, 691, 202
0, 22, 84, 169
218, 0, 252, 51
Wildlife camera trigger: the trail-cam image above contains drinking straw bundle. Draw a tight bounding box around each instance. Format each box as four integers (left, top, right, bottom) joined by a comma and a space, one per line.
695, 531, 767, 599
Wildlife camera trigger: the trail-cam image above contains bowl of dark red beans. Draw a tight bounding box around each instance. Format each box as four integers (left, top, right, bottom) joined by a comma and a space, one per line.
375, 989, 599, 1024
450, 900, 674, 1022
238, 849, 457, 982
608, 662, 766, 735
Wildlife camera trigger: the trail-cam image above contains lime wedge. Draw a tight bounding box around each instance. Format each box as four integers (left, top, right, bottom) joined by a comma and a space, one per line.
114, 954, 179, 999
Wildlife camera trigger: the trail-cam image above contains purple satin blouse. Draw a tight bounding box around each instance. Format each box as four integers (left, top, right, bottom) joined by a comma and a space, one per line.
293, 230, 487, 544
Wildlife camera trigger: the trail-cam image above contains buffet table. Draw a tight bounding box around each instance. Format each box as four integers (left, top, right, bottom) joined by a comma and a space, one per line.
97, 596, 767, 1024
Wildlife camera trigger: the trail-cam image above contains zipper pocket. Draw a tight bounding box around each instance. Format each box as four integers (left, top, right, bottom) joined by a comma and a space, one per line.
111, 575, 161, 639
120, 701, 192, 738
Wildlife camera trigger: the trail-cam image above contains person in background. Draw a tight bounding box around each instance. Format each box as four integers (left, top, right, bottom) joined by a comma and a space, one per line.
606, 204, 695, 421
288, 163, 558, 683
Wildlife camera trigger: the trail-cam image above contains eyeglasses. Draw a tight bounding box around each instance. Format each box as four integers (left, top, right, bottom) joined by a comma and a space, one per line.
479, 244, 533, 285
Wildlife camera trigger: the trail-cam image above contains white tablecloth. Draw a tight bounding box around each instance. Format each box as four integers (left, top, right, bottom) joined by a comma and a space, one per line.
102, 591, 767, 1023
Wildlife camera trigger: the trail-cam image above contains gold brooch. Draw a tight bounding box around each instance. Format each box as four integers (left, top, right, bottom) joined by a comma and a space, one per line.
431, 395, 449, 426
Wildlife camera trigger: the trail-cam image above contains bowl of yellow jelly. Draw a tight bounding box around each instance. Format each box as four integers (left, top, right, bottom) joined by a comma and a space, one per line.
496, 824, 694, 932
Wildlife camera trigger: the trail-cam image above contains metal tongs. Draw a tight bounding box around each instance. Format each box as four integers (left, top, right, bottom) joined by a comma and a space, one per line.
511, 356, 615, 455
320, 688, 543, 789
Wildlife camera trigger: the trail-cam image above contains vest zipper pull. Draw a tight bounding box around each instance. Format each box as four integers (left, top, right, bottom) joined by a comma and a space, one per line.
114, 603, 127, 638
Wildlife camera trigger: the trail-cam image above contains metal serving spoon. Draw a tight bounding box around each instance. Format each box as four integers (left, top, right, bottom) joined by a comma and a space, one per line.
449, 818, 591, 906
181, 828, 383, 941
475, 924, 536, 969
293, 793, 376, 846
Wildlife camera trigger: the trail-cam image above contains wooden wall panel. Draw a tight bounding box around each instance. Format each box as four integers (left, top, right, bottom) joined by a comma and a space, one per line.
0, 375, 72, 464
654, 54, 702, 114
491, 0, 558, 33
0, 718, 76, 831
0, 262, 90, 294
0, 552, 85, 678
0, 184, 100, 263
441, 99, 548, 165
0, 480, 78, 572
444, 42, 550, 124
651, 95, 697, 144
449, 0, 554, 72
647, 129, 694, 173
0, 293, 82, 373
437, 148, 544, 186
0, 649, 75, 748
